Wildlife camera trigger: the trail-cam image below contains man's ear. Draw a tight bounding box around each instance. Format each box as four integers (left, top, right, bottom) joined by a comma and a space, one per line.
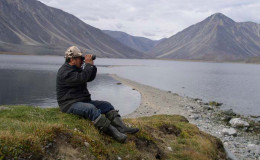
69, 58, 75, 64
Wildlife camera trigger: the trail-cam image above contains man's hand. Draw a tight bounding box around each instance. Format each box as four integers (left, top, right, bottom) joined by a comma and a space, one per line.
85, 54, 94, 65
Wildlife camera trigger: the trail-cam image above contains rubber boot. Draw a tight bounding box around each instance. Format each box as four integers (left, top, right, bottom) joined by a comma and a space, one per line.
105, 110, 139, 134
93, 115, 127, 143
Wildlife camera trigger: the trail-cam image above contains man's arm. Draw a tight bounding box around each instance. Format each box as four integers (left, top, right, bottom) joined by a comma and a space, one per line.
86, 63, 97, 82
64, 64, 95, 85
63, 54, 96, 85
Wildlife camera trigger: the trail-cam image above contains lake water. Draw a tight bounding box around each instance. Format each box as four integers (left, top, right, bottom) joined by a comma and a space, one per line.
0, 54, 260, 116
0, 55, 140, 116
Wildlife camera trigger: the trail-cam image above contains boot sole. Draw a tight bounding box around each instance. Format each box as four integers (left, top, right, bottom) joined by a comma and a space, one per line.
124, 129, 139, 134
121, 137, 127, 143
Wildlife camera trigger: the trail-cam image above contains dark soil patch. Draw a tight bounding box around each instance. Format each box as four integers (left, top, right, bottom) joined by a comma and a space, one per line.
179, 116, 189, 123
159, 124, 181, 136
128, 136, 164, 160
43, 132, 94, 160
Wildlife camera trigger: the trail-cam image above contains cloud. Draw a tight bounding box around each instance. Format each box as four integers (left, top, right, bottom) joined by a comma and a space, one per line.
38, 0, 260, 40
116, 23, 123, 29
143, 32, 156, 37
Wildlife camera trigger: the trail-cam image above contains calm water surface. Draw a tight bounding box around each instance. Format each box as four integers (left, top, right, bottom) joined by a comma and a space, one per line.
0, 55, 259, 116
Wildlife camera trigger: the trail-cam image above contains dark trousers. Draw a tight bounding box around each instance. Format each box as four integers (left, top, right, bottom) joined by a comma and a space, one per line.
66, 100, 115, 121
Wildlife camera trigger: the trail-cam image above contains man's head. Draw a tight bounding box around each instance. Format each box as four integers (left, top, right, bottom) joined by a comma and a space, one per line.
65, 46, 84, 68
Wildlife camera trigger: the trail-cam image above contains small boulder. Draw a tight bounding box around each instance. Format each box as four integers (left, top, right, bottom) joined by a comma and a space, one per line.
84, 142, 90, 147
194, 98, 202, 101
167, 147, 173, 151
185, 105, 194, 109
221, 116, 233, 122
222, 128, 237, 136
223, 109, 236, 116
189, 115, 200, 120
247, 144, 260, 155
229, 118, 249, 128
203, 106, 213, 110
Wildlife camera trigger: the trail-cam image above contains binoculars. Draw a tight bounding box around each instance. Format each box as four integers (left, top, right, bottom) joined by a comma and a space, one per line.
92, 54, 96, 60
81, 54, 96, 61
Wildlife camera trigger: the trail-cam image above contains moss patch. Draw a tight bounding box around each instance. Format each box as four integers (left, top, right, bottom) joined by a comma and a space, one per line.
0, 105, 226, 160
209, 101, 223, 106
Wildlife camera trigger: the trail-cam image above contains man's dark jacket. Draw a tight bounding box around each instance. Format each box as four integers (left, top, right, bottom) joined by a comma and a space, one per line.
56, 62, 97, 112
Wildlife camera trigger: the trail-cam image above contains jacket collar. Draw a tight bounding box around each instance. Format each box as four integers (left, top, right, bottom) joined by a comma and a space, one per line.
64, 62, 81, 70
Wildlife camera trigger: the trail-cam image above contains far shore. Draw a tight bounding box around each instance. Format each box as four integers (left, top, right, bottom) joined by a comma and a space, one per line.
110, 74, 260, 160
0, 51, 28, 55
1, 52, 260, 65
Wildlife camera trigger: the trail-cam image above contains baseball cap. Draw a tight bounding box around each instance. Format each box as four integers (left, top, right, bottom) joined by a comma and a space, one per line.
64, 46, 83, 59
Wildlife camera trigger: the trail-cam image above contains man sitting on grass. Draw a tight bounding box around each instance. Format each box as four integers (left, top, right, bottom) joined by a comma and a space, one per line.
56, 46, 139, 143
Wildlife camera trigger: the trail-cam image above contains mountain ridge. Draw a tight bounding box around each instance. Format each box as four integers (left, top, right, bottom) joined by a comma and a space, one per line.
102, 30, 163, 52
149, 13, 260, 61
0, 0, 148, 58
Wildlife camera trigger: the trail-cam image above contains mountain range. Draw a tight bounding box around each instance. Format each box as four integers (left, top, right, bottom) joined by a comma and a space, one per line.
0, 0, 259, 61
0, 0, 147, 58
102, 30, 163, 52
149, 13, 260, 61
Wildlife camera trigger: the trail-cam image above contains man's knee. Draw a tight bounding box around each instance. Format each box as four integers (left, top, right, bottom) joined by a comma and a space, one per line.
104, 101, 115, 110
101, 101, 112, 106
68, 102, 101, 121
94, 100, 115, 113
84, 103, 100, 115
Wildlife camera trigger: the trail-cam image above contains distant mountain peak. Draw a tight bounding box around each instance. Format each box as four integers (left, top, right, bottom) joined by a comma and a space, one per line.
211, 12, 226, 17
149, 13, 260, 61
209, 13, 234, 22
204, 12, 235, 26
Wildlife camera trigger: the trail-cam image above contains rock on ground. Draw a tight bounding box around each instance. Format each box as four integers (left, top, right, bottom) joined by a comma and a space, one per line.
229, 118, 249, 128
222, 128, 237, 136
247, 144, 260, 155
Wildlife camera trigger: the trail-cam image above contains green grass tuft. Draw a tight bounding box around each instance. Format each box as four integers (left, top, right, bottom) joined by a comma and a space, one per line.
209, 101, 223, 106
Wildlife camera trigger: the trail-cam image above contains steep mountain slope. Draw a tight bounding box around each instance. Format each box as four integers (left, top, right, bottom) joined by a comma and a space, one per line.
103, 30, 162, 52
0, 0, 147, 58
149, 13, 260, 61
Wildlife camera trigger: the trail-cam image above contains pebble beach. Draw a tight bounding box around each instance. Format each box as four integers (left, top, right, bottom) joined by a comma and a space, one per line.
111, 74, 260, 160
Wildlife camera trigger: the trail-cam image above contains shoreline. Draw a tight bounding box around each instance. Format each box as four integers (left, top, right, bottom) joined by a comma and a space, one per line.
110, 74, 260, 160
1, 53, 260, 65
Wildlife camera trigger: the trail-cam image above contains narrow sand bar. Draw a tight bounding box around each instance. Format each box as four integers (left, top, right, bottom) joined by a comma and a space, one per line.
110, 74, 200, 118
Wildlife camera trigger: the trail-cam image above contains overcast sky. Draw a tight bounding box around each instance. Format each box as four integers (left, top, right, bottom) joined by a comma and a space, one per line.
38, 0, 260, 40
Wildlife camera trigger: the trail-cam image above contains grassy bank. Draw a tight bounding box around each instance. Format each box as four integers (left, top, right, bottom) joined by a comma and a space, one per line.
0, 52, 27, 55
0, 105, 226, 160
